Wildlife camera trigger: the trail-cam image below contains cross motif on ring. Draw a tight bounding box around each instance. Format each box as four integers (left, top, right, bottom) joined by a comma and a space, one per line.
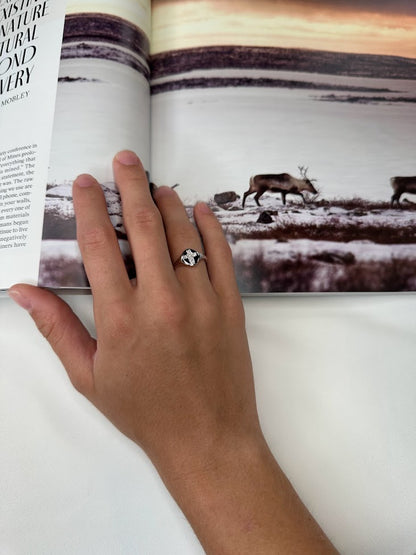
182, 249, 199, 266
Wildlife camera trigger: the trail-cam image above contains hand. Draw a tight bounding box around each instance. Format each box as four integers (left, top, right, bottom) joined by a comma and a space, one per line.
9, 151, 337, 554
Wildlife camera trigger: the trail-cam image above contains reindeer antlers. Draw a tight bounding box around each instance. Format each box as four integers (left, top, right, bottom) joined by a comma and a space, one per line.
298, 165, 317, 182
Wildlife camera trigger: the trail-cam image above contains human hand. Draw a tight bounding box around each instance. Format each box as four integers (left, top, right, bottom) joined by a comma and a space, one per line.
9, 151, 336, 554
8, 150, 259, 476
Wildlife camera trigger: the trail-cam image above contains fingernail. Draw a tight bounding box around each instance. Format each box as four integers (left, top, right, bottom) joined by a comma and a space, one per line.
8, 289, 32, 311
196, 202, 212, 214
116, 150, 140, 166
75, 174, 95, 188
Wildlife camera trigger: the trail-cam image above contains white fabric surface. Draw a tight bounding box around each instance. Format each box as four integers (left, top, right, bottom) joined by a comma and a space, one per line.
1, 293, 415, 554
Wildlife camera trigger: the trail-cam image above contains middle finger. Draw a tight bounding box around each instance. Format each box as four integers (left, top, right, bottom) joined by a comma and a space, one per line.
113, 151, 176, 290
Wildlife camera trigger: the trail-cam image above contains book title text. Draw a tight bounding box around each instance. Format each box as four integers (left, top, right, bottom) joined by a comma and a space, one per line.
0, 0, 49, 95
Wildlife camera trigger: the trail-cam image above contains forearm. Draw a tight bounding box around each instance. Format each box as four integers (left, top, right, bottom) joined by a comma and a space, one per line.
160, 435, 338, 555
11, 153, 338, 554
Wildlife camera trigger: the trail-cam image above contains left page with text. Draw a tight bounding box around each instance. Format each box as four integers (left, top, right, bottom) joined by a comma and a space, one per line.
0, 0, 151, 291
0, 0, 66, 290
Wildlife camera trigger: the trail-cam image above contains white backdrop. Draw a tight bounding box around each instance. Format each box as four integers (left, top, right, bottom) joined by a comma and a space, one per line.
1, 293, 416, 554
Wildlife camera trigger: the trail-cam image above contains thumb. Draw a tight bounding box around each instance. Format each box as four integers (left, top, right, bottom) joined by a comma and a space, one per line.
8, 284, 96, 397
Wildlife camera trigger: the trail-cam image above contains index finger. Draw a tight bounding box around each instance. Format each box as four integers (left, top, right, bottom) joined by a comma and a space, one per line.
113, 151, 175, 289
73, 173, 132, 303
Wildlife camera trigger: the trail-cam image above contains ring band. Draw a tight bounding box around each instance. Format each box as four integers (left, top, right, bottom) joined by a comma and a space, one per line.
173, 248, 207, 268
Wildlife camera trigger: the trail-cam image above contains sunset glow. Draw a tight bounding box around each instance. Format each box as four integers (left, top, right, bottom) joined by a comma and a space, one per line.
151, 0, 416, 58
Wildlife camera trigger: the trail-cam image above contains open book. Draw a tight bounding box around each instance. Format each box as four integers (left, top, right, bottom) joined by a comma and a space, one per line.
1, 0, 415, 293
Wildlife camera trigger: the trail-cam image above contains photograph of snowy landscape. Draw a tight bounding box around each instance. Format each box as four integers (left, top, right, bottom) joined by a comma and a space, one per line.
149, 42, 416, 292
39, 0, 416, 292
150, 0, 416, 293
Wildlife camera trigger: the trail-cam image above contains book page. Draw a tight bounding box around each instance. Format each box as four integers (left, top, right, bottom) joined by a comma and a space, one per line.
150, 1, 416, 293
0, 0, 66, 290
38, 0, 151, 288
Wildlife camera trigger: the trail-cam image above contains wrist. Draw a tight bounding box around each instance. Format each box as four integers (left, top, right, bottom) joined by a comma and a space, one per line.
157, 432, 277, 552
155, 431, 336, 554
156, 426, 268, 496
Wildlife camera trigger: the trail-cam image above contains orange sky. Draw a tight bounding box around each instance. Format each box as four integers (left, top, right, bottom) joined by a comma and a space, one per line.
151, 0, 416, 58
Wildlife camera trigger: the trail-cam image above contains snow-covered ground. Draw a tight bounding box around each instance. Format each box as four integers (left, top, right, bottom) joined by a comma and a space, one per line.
206, 193, 416, 292
231, 237, 416, 266
43, 181, 126, 237
39, 181, 416, 291
210, 193, 416, 236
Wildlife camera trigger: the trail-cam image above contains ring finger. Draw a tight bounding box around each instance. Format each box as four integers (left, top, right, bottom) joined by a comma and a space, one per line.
153, 186, 211, 290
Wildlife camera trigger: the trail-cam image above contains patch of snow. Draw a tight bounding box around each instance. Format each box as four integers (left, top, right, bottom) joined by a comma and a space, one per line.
230, 238, 416, 264
46, 184, 73, 198
44, 198, 75, 219
210, 196, 416, 233
40, 239, 131, 260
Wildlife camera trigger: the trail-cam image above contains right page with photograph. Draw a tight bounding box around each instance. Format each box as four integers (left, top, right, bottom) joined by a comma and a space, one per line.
150, 0, 416, 293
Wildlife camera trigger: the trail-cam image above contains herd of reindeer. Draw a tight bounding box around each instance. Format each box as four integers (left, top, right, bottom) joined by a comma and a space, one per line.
241, 166, 416, 208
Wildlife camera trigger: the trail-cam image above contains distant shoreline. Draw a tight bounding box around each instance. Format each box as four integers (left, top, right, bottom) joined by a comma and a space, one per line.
150, 75, 407, 97
63, 13, 150, 59
61, 13, 150, 79
151, 45, 416, 81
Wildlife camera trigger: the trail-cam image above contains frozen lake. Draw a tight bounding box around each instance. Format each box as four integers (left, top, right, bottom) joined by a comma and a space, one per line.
151, 74, 416, 204
47, 58, 151, 185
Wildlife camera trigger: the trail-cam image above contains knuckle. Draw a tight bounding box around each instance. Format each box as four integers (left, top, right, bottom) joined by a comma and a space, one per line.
78, 224, 114, 255
124, 205, 161, 231
35, 309, 67, 347
68, 371, 91, 395
173, 220, 197, 240
35, 312, 54, 340
195, 295, 222, 330
100, 300, 135, 340
162, 297, 188, 328
151, 291, 188, 329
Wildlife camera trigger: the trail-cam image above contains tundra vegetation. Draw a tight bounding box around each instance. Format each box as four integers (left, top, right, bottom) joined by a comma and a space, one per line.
209, 195, 416, 293
40, 181, 416, 293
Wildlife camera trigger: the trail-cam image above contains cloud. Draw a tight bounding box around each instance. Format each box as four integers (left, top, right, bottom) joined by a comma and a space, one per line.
295, 0, 416, 16
152, 0, 416, 17
151, 0, 416, 58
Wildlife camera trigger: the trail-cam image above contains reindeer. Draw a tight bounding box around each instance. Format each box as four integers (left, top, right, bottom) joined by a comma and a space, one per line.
242, 166, 318, 208
390, 176, 416, 207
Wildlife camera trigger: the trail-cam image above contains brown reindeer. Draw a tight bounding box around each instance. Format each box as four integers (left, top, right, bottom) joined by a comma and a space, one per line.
242, 166, 318, 208
390, 176, 416, 207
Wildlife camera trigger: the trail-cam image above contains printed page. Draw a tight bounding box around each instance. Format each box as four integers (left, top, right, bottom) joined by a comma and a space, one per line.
38, 0, 151, 288
150, 1, 416, 293
0, 0, 66, 290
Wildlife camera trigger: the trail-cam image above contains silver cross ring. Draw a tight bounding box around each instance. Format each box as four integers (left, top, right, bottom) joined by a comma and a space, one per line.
173, 248, 207, 268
